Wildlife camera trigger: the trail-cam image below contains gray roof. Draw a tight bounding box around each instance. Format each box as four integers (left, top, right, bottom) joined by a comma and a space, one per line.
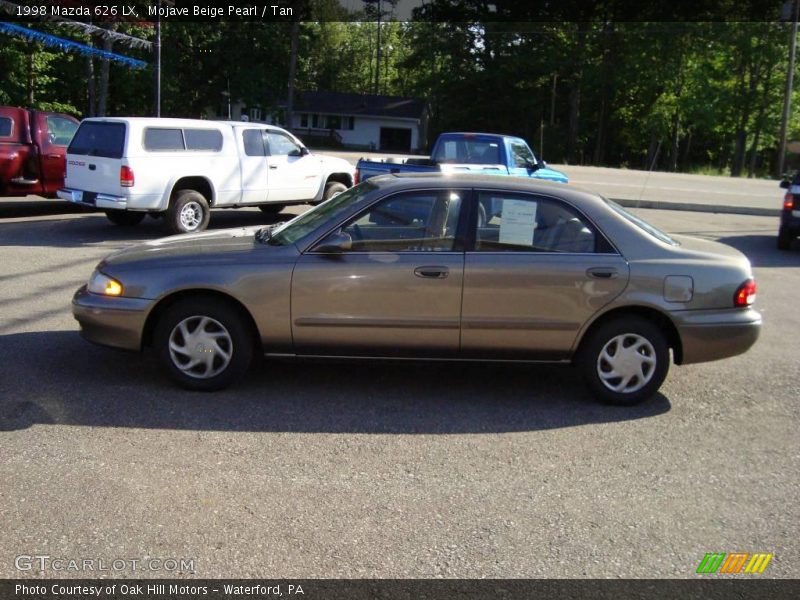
293, 91, 426, 120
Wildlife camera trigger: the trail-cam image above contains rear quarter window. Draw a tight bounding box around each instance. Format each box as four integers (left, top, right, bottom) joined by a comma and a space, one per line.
0, 117, 12, 137
68, 122, 126, 158
143, 128, 185, 151
184, 128, 223, 151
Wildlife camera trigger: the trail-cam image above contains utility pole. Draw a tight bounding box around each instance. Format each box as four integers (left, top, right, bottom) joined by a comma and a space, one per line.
154, 0, 161, 117
778, 0, 799, 177
375, 0, 382, 95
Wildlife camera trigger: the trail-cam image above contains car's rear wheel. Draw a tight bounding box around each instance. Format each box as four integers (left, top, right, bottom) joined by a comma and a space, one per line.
154, 299, 253, 391
323, 181, 348, 201
105, 209, 145, 226
579, 316, 669, 405
167, 190, 210, 234
777, 227, 793, 250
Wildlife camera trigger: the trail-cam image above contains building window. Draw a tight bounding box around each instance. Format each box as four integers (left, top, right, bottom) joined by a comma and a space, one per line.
249, 107, 262, 122
327, 115, 342, 130
300, 113, 309, 127
312, 114, 319, 128
346, 116, 355, 130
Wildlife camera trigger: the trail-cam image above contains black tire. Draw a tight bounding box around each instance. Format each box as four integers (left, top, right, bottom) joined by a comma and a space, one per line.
777, 227, 792, 250
105, 209, 145, 226
258, 204, 284, 215
323, 181, 348, 201
578, 316, 670, 406
154, 298, 254, 391
166, 190, 210, 234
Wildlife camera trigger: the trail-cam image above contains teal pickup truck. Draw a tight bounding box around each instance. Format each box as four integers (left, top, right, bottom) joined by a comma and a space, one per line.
355, 132, 568, 184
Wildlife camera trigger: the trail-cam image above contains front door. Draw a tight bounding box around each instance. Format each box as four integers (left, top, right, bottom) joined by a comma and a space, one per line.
265, 130, 321, 202
462, 191, 630, 360
291, 189, 467, 356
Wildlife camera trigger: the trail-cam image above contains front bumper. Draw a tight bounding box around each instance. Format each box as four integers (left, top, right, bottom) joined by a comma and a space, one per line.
673, 307, 761, 365
72, 285, 153, 351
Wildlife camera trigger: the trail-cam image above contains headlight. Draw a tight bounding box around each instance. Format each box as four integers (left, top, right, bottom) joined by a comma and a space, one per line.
87, 270, 123, 296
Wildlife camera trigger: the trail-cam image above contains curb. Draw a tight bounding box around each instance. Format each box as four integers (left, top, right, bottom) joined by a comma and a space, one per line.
612, 198, 780, 218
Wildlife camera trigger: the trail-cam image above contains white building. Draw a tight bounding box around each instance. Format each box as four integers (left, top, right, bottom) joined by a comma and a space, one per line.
282, 91, 429, 153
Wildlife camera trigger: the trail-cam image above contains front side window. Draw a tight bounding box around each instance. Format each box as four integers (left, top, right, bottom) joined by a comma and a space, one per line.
474, 192, 600, 253
316, 190, 464, 253
143, 128, 184, 151
46, 116, 78, 146
509, 140, 535, 168
266, 131, 302, 156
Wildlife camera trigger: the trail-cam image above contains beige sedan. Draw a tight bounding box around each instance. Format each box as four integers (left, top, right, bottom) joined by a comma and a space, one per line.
72, 174, 761, 405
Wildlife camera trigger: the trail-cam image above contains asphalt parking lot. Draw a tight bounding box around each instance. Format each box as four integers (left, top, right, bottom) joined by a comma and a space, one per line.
0, 205, 798, 579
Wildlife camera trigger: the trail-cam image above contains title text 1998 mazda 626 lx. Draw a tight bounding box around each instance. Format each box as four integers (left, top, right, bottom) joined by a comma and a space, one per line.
72, 174, 761, 405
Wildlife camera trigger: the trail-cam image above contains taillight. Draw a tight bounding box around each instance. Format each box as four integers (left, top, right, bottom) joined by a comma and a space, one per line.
784, 192, 794, 210
734, 279, 756, 307
354, 170, 360, 185
120, 165, 134, 187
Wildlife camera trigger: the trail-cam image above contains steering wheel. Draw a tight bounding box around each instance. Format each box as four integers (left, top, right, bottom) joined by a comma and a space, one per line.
350, 223, 364, 241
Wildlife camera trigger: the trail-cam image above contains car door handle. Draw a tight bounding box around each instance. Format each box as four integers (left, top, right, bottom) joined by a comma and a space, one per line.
269, 164, 278, 169
414, 266, 449, 279
586, 267, 618, 279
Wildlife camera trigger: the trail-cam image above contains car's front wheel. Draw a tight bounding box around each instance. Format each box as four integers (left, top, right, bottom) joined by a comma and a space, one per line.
579, 316, 670, 405
323, 181, 348, 201
154, 299, 253, 391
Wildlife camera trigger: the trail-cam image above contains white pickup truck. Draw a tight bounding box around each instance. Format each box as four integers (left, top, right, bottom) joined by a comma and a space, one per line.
58, 117, 355, 233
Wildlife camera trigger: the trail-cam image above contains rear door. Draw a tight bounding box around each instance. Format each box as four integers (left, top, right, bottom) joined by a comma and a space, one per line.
238, 128, 271, 204
461, 190, 630, 360
65, 121, 127, 197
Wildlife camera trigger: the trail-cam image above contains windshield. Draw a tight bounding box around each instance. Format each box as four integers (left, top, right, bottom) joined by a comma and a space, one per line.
606, 199, 678, 246
263, 182, 377, 246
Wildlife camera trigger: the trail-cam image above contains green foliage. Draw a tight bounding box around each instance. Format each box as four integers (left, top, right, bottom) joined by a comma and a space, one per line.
0, 14, 795, 176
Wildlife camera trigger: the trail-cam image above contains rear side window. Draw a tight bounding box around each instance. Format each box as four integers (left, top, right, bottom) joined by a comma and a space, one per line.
144, 128, 185, 151
68, 122, 126, 158
184, 128, 223, 151
0, 117, 12, 137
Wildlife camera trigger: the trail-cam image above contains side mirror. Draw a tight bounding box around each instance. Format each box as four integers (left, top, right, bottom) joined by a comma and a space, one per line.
300, 146, 310, 156
525, 160, 540, 173
312, 230, 352, 254
780, 179, 791, 189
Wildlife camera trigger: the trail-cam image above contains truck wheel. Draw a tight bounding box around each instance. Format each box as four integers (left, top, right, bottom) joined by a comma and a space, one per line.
167, 190, 210, 234
777, 227, 792, 250
104, 210, 145, 226
578, 316, 669, 406
323, 181, 348, 201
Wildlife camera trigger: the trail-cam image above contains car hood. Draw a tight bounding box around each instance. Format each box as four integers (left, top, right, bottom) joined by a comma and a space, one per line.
99, 226, 265, 271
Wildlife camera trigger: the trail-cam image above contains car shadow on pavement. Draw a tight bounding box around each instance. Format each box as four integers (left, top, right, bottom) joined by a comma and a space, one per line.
0, 331, 671, 433
716, 234, 800, 267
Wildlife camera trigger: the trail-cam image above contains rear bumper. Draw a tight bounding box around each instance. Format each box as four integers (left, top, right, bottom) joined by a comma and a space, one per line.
72, 285, 152, 351
673, 307, 761, 365
58, 188, 163, 211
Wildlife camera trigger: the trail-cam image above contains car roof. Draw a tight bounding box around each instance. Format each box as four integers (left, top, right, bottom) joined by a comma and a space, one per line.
365, 172, 607, 211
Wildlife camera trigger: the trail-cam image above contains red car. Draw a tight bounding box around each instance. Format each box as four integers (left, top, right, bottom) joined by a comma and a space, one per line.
0, 106, 79, 198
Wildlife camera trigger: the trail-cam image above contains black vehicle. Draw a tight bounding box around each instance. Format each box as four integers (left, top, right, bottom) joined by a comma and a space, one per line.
778, 172, 800, 250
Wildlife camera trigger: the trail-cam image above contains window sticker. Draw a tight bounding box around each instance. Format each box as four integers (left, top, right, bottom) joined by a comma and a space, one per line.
499, 199, 537, 246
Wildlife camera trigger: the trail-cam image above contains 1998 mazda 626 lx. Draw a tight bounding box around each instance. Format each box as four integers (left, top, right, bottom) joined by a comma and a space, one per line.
73, 174, 761, 405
